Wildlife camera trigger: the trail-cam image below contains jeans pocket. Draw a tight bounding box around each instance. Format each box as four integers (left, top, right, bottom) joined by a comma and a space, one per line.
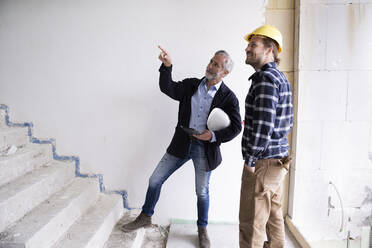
242, 164, 256, 181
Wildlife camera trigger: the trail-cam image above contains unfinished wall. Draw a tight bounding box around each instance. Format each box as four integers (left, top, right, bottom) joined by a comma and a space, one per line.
292, 0, 372, 245
0, 0, 267, 224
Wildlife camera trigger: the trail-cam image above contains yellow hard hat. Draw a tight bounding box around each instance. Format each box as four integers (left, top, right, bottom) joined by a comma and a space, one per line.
244, 25, 283, 53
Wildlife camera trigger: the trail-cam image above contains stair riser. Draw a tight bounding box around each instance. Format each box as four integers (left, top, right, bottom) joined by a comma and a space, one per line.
83, 199, 123, 248
0, 129, 29, 152
26, 183, 100, 248
0, 145, 53, 187
0, 165, 75, 232
103, 210, 146, 248
0, 110, 6, 128
131, 228, 146, 248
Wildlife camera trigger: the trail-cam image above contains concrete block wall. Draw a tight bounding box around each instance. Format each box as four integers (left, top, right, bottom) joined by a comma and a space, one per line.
292, 0, 372, 243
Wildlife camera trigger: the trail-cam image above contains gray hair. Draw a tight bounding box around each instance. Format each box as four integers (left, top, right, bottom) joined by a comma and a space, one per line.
215, 50, 234, 73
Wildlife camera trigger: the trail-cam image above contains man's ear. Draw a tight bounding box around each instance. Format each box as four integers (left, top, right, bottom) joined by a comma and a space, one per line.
223, 70, 229, 77
265, 46, 273, 56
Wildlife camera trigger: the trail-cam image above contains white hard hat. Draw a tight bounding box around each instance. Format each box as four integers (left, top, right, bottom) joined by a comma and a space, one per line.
207, 108, 231, 131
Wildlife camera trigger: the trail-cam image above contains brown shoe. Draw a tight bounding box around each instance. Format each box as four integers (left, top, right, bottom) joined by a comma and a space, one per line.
121, 211, 152, 232
198, 227, 211, 248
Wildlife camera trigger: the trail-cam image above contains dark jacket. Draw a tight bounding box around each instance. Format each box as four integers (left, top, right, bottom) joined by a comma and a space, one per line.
159, 64, 242, 171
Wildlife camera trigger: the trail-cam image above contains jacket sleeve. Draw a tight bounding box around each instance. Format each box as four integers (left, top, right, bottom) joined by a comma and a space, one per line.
159, 63, 186, 101
214, 93, 242, 143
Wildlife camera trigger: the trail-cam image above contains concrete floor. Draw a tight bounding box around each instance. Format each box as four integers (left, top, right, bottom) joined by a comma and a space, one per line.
105, 211, 302, 247
166, 223, 301, 248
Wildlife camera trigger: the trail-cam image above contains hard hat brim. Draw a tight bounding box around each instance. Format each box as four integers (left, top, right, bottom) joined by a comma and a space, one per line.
243, 33, 282, 53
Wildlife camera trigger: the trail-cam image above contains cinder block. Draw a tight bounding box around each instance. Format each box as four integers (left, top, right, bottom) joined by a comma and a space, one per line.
326, 4, 372, 70
292, 174, 329, 223
0, 127, 29, 152
338, 170, 372, 207
265, 9, 294, 72
322, 121, 371, 171
0, 144, 53, 187
295, 121, 323, 172
293, 171, 371, 242
322, 205, 369, 241
297, 71, 348, 121
52, 194, 123, 248
298, 4, 327, 70
0, 178, 100, 248
347, 71, 372, 121
0, 160, 75, 232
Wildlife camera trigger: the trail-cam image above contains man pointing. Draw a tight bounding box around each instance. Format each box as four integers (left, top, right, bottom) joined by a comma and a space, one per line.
121, 46, 241, 248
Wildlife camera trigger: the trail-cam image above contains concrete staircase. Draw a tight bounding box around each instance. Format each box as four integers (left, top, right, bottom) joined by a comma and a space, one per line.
0, 106, 161, 248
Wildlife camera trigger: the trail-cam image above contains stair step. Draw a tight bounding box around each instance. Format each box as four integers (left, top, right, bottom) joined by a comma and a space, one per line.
0, 110, 6, 128
0, 127, 29, 152
0, 160, 75, 232
141, 225, 169, 248
0, 178, 100, 248
167, 222, 239, 248
52, 194, 123, 248
0, 144, 53, 187
104, 210, 146, 248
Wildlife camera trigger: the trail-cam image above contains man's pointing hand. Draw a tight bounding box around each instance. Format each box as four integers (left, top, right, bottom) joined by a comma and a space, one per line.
158, 45, 172, 67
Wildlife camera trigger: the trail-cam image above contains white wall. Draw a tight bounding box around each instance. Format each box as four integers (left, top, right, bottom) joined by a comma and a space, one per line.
0, 0, 266, 224
293, 0, 372, 243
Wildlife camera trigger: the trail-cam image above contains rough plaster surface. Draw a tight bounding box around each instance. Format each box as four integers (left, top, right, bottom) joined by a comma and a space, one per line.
293, 0, 372, 243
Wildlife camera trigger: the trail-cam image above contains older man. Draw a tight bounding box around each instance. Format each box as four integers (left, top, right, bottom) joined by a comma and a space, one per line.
240, 25, 293, 248
122, 46, 241, 248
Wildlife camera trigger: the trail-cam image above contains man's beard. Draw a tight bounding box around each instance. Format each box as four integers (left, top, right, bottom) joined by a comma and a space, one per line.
205, 70, 223, 81
245, 52, 263, 68
245, 52, 256, 65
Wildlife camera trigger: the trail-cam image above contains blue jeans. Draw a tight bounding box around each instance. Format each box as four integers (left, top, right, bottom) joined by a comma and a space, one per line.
142, 141, 211, 227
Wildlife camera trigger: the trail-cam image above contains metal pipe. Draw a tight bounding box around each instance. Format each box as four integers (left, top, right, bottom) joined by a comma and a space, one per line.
329, 181, 345, 232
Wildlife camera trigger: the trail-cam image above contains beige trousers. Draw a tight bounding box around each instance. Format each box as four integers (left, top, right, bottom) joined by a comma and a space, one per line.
239, 158, 290, 248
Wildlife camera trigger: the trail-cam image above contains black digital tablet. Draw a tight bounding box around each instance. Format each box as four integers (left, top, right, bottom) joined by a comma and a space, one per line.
180, 126, 201, 135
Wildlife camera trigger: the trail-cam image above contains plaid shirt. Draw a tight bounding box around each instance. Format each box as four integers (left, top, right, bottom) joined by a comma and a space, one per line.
242, 62, 293, 167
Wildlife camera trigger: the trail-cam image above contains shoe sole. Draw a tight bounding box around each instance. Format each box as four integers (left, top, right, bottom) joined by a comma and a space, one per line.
120, 223, 152, 233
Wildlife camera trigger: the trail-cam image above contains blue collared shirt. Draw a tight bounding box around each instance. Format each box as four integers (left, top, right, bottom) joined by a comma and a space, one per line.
189, 78, 222, 142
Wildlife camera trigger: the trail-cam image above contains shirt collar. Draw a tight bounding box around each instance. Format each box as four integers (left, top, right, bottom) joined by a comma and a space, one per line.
248, 62, 277, 81
202, 78, 222, 91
